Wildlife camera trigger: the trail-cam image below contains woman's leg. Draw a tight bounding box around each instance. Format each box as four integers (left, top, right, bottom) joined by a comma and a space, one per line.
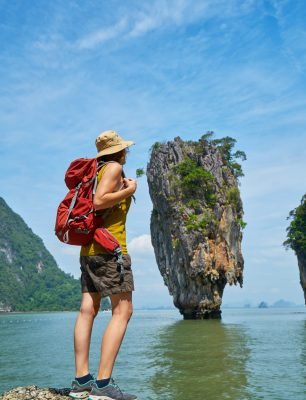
96, 291, 133, 379
74, 292, 102, 377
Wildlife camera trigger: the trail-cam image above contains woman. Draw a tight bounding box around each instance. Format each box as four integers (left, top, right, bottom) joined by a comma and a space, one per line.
69, 130, 138, 400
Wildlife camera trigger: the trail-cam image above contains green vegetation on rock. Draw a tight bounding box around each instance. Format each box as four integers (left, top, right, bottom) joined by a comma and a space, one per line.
171, 157, 216, 207
186, 209, 218, 235
164, 133, 247, 236
149, 141, 162, 154
283, 194, 306, 254
186, 199, 200, 210
237, 218, 247, 230
213, 137, 246, 168
136, 168, 145, 178
226, 187, 241, 208
201, 132, 246, 180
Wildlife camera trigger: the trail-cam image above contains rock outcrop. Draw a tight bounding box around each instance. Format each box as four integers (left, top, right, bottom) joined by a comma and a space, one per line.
0, 385, 70, 399
283, 193, 306, 304
147, 135, 245, 319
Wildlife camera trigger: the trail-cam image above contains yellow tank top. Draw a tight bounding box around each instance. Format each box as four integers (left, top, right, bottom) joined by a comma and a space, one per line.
80, 163, 132, 256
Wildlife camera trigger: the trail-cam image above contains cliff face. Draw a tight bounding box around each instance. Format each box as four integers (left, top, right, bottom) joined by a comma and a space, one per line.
297, 252, 306, 303
147, 136, 245, 319
283, 193, 306, 305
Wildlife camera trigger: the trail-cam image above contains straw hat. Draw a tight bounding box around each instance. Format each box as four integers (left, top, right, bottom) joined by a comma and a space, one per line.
95, 130, 135, 158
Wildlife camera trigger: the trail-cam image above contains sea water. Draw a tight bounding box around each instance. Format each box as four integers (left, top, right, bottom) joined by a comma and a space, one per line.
0, 308, 305, 400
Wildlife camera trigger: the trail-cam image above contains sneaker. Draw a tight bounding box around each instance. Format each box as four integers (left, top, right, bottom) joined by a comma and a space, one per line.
88, 378, 137, 400
69, 376, 96, 399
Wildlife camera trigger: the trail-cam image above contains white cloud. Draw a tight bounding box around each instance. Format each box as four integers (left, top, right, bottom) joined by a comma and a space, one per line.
128, 0, 188, 37
73, 0, 257, 50
59, 246, 81, 256
128, 14, 160, 38
272, 0, 306, 72
128, 234, 154, 256
78, 18, 128, 49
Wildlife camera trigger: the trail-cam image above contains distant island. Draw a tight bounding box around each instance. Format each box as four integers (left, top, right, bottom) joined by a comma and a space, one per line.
258, 301, 268, 308
223, 299, 302, 308
257, 300, 300, 308
0, 197, 110, 312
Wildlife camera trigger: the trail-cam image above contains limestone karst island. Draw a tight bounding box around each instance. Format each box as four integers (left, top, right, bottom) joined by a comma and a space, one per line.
147, 133, 246, 319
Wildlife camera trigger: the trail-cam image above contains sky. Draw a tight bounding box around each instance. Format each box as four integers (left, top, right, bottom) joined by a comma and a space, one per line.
0, 0, 306, 308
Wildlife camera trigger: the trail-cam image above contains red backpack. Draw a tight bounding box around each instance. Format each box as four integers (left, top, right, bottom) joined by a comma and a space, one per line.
55, 158, 122, 255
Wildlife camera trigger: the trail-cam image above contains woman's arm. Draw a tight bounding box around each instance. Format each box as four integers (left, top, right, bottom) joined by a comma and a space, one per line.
93, 162, 136, 210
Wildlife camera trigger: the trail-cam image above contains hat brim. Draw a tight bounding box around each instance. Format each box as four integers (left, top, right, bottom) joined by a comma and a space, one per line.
95, 140, 135, 158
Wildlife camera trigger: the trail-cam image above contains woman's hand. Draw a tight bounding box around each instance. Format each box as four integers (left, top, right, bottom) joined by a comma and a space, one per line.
123, 178, 137, 194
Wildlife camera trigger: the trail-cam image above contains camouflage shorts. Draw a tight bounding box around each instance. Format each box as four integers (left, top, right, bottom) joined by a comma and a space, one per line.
80, 253, 134, 297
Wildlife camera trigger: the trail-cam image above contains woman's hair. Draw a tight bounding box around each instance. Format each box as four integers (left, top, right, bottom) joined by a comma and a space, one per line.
97, 149, 126, 177
98, 149, 125, 163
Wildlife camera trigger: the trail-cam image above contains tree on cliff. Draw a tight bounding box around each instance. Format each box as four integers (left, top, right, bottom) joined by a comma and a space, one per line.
283, 194, 306, 254
200, 131, 247, 180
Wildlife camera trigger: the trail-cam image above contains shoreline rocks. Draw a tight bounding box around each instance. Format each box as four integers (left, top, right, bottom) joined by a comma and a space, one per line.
0, 385, 71, 400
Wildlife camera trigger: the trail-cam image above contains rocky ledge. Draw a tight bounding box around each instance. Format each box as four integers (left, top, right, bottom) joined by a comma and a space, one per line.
0, 385, 70, 400
147, 134, 246, 319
